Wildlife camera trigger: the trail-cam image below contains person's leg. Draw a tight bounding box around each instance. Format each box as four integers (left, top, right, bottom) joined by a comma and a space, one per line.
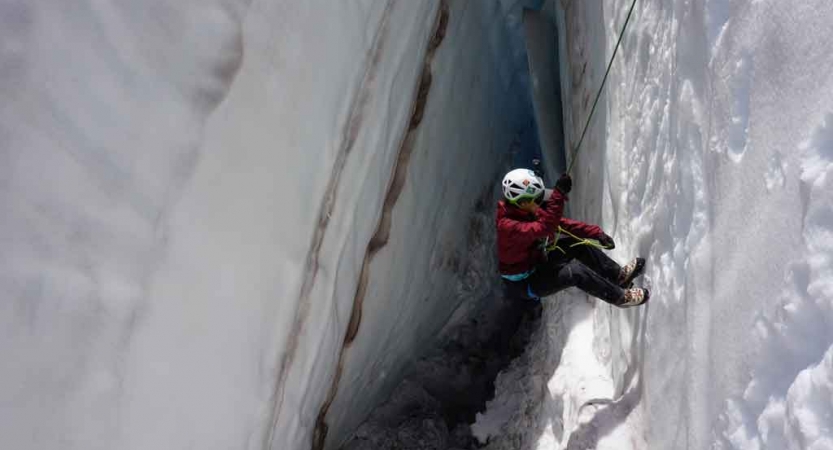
551, 238, 621, 283
503, 279, 538, 301
499, 280, 542, 345
529, 259, 625, 306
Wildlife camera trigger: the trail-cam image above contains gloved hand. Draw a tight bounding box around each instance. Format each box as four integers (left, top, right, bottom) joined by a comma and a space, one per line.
555, 173, 572, 194
598, 233, 615, 249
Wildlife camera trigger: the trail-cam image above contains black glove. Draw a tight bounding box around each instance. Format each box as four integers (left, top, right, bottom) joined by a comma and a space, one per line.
598, 233, 615, 249
555, 173, 572, 194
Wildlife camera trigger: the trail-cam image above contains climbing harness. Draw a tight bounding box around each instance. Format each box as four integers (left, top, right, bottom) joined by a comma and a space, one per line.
502, 229, 608, 303
504, 228, 607, 280
546, 226, 611, 254
567, 0, 639, 174
501, 268, 536, 282
500, 270, 540, 301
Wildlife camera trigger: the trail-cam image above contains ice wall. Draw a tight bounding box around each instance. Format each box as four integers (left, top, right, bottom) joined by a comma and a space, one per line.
553, 0, 833, 448
0, 1, 534, 449
317, 1, 538, 447
522, 8, 566, 177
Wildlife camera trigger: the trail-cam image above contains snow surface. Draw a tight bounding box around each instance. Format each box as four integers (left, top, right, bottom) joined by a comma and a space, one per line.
475, 0, 833, 449
0, 1, 535, 450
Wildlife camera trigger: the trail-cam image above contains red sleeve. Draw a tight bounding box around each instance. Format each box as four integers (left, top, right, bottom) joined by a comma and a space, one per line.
497, 190, 566, 242
559, 217, 604, 239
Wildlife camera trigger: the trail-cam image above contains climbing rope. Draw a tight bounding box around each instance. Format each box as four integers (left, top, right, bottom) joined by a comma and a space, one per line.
546, 226, 611, 254
567, 0, 639, 174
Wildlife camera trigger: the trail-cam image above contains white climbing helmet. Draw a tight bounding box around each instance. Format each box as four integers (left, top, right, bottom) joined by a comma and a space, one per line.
502, 168, 544, 204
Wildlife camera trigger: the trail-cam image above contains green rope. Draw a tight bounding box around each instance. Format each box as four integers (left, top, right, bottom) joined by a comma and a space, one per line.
567, 0, 639, 174
547, 226, 612, 254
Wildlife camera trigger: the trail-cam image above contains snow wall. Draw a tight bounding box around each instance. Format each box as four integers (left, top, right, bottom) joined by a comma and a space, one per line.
1, 1, 542, 449
571, 0, 833, 447
477, 0, 833, 449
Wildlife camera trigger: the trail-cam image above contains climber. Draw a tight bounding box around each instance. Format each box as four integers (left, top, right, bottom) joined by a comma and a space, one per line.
496, 168, 648, 307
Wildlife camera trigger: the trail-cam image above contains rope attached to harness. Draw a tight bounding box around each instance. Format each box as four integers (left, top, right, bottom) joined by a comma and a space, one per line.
546, 226, 611, 254
567, 0, 639, 174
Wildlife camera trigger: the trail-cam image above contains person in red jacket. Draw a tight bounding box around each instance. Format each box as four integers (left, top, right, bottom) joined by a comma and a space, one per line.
497, 168, 648, 307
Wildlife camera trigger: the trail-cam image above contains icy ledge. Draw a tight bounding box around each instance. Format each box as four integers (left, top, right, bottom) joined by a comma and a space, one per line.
472, 292, 647, 450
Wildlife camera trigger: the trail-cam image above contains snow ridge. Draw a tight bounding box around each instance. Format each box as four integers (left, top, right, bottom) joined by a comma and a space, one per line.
716, 113, 833, 449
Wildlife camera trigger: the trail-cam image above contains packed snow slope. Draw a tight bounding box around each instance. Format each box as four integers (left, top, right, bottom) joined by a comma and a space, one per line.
476, 0, 833, 449
0, 1, 539, 449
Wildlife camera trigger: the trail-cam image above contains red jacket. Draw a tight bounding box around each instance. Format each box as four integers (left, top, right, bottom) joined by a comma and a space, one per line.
496, 191, 605, 275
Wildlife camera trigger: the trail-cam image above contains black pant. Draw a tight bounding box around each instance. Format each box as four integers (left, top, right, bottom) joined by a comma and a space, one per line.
504, 237, 625, 306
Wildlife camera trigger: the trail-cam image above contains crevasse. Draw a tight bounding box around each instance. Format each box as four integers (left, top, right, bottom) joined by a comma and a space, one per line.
4, 1, 833, 450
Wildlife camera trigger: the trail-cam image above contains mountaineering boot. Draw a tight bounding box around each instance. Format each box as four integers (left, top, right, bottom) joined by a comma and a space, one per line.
618, 257, 646, 288
620, 287, 650, 307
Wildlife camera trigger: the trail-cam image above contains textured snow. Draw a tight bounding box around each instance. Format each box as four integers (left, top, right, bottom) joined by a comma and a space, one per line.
476, 0, 833, 449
